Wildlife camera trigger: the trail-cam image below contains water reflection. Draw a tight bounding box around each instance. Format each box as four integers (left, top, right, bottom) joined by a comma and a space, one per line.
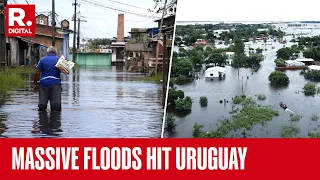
32, 111, 62, 137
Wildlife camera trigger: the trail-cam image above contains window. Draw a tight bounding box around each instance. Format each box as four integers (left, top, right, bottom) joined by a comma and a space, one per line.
39, 20, 44, 25
210, 74, 213, 76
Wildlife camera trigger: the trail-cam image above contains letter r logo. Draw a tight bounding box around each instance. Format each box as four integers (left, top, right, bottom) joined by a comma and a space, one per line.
5, 4, 35, 37
8, 8, 27, 26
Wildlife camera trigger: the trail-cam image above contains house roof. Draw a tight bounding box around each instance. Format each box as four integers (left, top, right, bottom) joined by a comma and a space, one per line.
15, 36, 47, 47
308, 65, 320, 70
154, 15, 175, 22
205, 66, 226, 73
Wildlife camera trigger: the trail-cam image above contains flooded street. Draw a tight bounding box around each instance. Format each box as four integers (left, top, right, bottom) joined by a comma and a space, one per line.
167, 29, 320, 138
0, 66, 163, 138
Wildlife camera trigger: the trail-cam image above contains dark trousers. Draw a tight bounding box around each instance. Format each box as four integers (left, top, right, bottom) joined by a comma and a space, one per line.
38, 85, 62, 111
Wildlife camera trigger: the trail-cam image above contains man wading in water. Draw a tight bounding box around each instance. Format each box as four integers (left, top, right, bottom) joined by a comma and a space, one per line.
33, 46, 62, 112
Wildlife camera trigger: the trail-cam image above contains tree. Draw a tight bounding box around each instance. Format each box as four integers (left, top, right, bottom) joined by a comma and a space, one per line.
168, 87, 184, 107
247, 54, 263, 67
274, 58, 286, 67
303, 83, 317, 96
269, 71, 290, 85
171, 58, 194, 76
276, 47, 293, 60
206, 53, 227, 66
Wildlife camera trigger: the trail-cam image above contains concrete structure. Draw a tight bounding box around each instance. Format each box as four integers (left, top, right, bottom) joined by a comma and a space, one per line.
222, 52, 235, 65
6, 14, 72, 66
111, 14, 126, 65
285, 60, 305, 67
69, 52, 112, 66
205, 66, 226, 80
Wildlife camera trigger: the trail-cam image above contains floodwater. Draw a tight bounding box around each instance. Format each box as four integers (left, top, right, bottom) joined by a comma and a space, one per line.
166, 29, 320, 138
0, 66, 163, 138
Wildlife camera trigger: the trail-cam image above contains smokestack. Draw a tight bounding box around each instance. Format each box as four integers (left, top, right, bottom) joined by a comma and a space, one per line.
117, 14, 124, 42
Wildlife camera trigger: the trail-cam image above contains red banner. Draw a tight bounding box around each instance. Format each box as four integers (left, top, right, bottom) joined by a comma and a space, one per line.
0, 138, 318, 179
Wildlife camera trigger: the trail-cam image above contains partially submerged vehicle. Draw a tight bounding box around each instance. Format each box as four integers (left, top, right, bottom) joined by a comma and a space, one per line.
279, 102, 287, 110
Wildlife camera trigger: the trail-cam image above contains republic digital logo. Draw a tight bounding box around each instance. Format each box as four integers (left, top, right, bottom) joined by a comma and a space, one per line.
5, 4, 35, 37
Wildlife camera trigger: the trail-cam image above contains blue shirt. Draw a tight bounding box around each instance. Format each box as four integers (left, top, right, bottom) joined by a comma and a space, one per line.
36, 54, 61, 87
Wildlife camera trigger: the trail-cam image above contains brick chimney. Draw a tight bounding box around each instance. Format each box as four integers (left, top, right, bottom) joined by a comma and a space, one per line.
117, 14, 124, 42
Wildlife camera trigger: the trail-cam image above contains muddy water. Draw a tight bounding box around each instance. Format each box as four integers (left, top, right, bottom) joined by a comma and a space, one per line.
0, 66, 163, 138
167, 36, 320, 138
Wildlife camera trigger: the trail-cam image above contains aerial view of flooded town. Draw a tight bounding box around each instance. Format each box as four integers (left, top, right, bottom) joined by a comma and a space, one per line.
164, 21, 320, 138
0, 0, 176, 138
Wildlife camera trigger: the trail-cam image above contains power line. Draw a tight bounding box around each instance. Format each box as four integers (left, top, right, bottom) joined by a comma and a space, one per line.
79, 0, 160, 19
102, 0, 149, 11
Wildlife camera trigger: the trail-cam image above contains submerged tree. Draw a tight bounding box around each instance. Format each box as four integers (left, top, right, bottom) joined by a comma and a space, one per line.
268, 71, 290, 86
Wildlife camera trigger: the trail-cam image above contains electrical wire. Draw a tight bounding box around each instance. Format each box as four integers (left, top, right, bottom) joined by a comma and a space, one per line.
101, 0, 150, 11
79, 0, 160, 19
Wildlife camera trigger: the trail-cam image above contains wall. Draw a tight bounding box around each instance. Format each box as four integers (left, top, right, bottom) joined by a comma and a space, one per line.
68, 53, 112, 66
10, 38, 19, 66
25, 36, 63, 56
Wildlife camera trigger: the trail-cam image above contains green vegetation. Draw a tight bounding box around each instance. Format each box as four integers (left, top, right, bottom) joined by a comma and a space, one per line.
296, 36, 320, 61
269, 71, 290, 85
171, 57, 194, 76
174, 97, 192, 112
165, 115, 177, 131
233, 95, 247, 104
137, 73, 162, 84
302, 70, 320, 81
0, 67, 34, 93
256, 48, 263, 54
308, 132, 320, 138
281, 124, 300, 138
173, 75, 194, 85
290, 114, 301, 122
257, 94, 266, 100
311, 114, 319, 121
0, 67, 35, 106
232, 39, 263, 70
206, 53, 227, 66
193, 96, 279, 138
167, 87, 185, 107
193, 123, 204, 138
199, 96, 208, 107
274, 58, 286, 67
276, 45, 302, 60
303, 83, 317, 96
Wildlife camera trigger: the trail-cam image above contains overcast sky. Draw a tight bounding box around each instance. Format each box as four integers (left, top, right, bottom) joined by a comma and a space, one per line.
12, 0, 163, 46
176, 0, 320, 22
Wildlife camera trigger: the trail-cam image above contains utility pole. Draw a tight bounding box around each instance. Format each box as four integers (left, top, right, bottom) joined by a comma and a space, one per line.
76, 14, 86, 49
155, 0, 167, 76
162, 32, 167, 107
0, 0, 7, 68
52, 0, 56, 46
72, 0, 78, 63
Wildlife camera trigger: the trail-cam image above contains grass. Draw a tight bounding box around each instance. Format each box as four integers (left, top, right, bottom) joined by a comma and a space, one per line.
0, 66, 35, 106
281, 124, 300, 138
308, 132, 320, 138
0, 67, 34, 93
136, 73, 163, 84
290, 114, 301, 122
233, 95, 247, 104
257, 94, 266, 100
193, 96, 279, 138
311, 114, 319, 121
